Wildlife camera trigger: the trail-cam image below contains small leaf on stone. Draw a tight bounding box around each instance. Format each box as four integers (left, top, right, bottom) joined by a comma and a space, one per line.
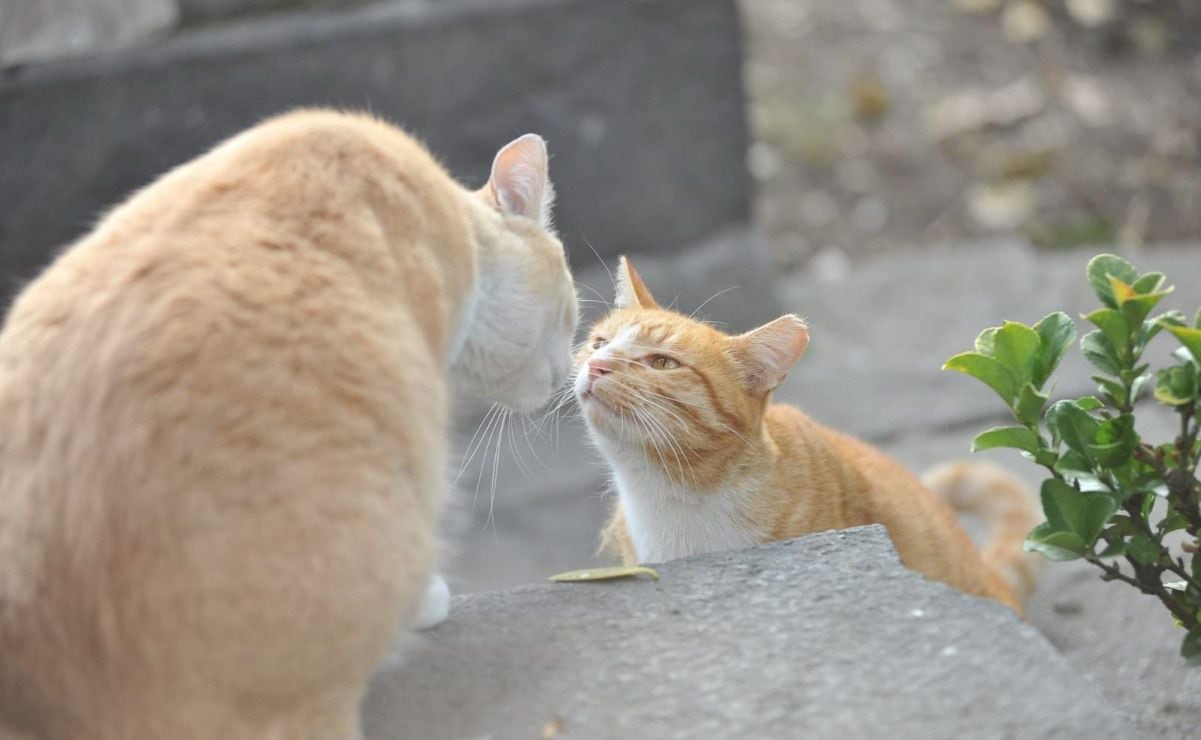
549, 566, 660, 582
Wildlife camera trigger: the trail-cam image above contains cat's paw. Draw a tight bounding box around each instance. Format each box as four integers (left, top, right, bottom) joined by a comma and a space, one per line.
412, 572, 449, 630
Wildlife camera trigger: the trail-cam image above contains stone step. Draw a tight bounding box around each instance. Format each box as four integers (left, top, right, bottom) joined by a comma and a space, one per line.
364, 526, 1133, 739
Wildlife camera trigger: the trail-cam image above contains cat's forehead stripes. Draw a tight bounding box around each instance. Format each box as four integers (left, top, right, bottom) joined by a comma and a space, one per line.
596, 315, 696, 355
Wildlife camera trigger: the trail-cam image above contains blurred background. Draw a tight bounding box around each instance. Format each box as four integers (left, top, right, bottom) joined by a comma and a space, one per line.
2, 0, 1199, 736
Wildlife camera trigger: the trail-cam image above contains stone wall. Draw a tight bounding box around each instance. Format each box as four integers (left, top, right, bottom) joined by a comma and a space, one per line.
0, 0, 750, 309
0, 0, 177, 66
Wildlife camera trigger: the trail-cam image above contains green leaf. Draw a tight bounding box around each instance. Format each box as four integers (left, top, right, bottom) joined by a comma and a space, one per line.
1160, 510, 1191, 534
1089, 415, 1137, 467
993, 322, 1041, 386
1075, 395, 1104, 411
974, 327, 998, 355
1032, 312, 1076, 388
1087, 254, 1138, 308
1092, 375, 1127, 407
1127, 533, 1161, 566
1155, 366, 1197, 407
1024, 523, 1087, 561
1040, 479, 1116, 546
1108, 275, 1137, 306
1162, 324, 1201, 365
1123, 291, 1174, 327
1138, 310, 1183, 349
1131, 272, 1166, 294
1015, 384, 1048, 427
1105, 515, 1137, 538
1046, 400, 1100, 459
1130, 372, 1152, 404
1032, 448, 1058, 467
944, 352, 1017, 404
1173, 347, 1199, 369
972, 426, 1040, 454
1081, 330, 1121, 375
1084, 308, 1129, 355
1053, 450, 1093, 477
1097, 539, 1126, 558
1186, 630, 1201, 664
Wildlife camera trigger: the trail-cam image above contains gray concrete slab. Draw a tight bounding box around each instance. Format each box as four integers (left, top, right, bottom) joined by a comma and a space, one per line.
365, 527, 1133, 740
0, 0, 750, 308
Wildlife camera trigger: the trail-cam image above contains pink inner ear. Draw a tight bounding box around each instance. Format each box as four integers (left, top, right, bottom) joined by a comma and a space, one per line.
739, 315, 809, 391
490, 135, 548, 222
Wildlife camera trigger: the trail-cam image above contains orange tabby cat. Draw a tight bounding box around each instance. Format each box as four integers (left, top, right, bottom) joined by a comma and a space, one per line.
0, 110, 577, 739
576, 258, 1040, 614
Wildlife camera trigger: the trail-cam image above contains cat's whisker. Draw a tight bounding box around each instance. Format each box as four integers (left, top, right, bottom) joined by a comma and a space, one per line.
632, 407, 674, 479
471, 403, 506, 513
533, 385, 577, 437
450, 403, 502, 492
517, 414, 551, 472
483, 407, 509, 533
639, 408, 695, 485
579, 235, 614, 287
628, 387, 688, 430
689, 285, 740, 320
574, 283, 612, 310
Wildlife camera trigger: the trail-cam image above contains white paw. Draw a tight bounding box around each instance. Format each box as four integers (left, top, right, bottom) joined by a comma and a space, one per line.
412, 572, 450, 631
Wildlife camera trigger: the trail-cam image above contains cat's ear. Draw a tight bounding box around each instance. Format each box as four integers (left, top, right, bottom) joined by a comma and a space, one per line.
487, 133, 556, 231
615, 256, 660, 309
731, 315, 809, 393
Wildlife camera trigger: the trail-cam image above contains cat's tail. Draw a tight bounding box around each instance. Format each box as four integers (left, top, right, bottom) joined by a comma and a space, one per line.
922, 461, 1045, 605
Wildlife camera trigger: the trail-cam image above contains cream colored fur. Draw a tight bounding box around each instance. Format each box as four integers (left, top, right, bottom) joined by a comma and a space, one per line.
0, 110, 577, 739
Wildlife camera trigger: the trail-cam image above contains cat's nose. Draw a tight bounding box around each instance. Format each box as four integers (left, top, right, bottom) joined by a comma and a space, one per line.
587, 358, 614, 380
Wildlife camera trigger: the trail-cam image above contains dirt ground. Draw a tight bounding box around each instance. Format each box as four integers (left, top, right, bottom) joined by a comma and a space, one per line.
739, 0, 1201, 269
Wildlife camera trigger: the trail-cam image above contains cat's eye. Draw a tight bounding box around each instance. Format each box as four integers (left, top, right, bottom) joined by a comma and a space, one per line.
649, 355, 680, 370
592, 337, 608, 349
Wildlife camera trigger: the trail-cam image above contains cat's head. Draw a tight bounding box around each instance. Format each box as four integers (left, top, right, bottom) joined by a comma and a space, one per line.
574, 257, 807, 458
450, 134, 578, 413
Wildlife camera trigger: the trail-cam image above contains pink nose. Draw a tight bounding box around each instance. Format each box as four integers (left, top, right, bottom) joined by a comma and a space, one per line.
588, 358, 614, 381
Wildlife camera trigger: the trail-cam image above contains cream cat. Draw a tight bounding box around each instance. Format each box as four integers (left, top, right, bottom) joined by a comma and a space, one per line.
0, 110, 577, 739
576, 258, 1040, 614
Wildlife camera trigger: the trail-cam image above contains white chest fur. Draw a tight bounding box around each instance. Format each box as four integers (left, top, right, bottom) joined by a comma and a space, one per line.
610, 461, 763, 563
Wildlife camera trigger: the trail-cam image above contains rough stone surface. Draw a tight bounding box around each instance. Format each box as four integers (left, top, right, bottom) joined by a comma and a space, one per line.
0, 0, 750, 309
177, 0, 365, 25
0, 0, 177, 67
364, 527, 1132, 739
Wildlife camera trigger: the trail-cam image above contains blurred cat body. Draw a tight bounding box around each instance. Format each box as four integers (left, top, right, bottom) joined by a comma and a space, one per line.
0, 110, 577, 739
577, 258, 1039, 614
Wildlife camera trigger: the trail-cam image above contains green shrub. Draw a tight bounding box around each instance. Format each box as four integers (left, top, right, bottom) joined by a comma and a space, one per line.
945, 254, 1201, 662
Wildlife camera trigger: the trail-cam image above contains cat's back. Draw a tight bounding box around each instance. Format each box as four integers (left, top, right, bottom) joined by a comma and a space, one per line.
1, 109, 461, 433
762, 402, 956, 531
0, 111, 466, 735
764, 402, 1012, 606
